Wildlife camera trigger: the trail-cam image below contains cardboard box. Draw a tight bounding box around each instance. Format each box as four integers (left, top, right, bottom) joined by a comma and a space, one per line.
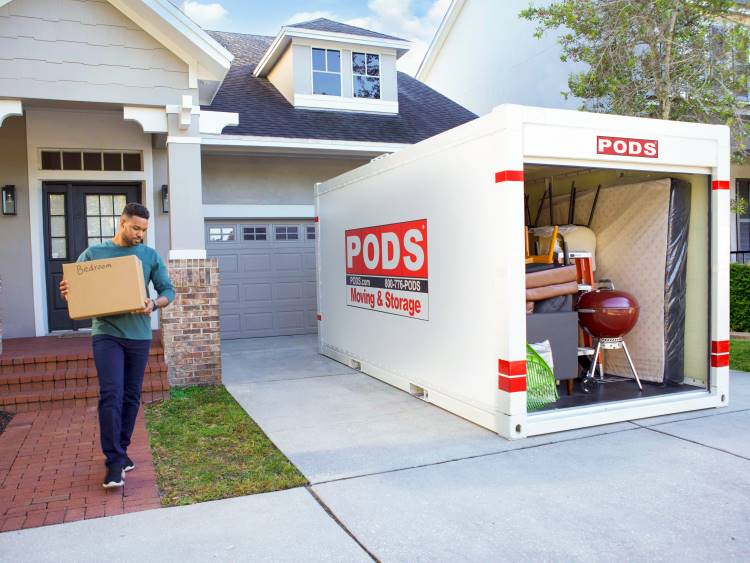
63, 255, 147, 320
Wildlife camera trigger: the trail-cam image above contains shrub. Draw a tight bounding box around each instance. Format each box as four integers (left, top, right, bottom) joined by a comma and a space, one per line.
730, 263, 750, 332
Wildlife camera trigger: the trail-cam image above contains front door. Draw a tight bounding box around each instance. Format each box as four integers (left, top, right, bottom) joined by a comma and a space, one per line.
43, 183, 140, 332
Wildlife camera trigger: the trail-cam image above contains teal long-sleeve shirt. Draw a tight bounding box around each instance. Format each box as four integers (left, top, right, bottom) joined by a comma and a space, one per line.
77, 241, 175, 340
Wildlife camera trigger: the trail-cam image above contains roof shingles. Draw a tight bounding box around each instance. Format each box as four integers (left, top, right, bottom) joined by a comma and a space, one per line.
203, 30, 476, 145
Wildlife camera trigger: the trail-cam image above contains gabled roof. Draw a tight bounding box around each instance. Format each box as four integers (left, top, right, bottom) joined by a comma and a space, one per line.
416, 0, 465, 81
290, 18, 406, 42
254, 17, 411, 77
203, 31, 476, 145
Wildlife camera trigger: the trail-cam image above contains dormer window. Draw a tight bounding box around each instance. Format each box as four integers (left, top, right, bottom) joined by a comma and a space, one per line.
312, 48, 341, 96
256, 18, 410, 114
352, 52, 380, 99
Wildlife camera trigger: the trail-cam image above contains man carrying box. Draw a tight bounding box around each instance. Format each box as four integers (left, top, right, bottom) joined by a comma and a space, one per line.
59, 203, 174, 488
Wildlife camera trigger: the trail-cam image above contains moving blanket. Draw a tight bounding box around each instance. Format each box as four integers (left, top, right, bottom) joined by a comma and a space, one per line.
542, 178, 690, 384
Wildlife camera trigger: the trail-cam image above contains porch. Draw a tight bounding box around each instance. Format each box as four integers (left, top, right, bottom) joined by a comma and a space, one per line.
0, 332, 169, 413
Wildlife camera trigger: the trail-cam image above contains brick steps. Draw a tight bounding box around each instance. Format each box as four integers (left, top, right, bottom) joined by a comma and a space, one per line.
0, 336, 169, 413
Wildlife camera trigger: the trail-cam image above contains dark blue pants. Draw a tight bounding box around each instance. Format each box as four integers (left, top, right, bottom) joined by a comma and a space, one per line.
92, 335, 151, 468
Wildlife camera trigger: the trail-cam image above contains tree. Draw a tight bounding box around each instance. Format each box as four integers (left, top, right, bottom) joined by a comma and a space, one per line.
521, 0, 750, 161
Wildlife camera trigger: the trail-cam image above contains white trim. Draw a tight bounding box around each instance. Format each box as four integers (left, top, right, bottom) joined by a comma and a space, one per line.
107, 0, 232, 82
123, 107, 168, 133
203, 204, 315, 219
167, 136, 202, 145
526, 391, 720, 436
416, 0, 466, 80
199, 111, 239, 135
294, 93, 397, 114
169, 249, 207, 260
201, 134, 409, 154
255, 26, 410, 77
0, 100, 22, 127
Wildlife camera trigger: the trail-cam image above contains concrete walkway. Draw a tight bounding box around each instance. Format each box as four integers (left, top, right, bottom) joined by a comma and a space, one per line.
2, 334, 749, 562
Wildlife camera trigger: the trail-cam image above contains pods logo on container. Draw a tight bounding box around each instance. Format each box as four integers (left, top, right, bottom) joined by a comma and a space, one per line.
597, 136, 658, 158
345, 219, 429, 320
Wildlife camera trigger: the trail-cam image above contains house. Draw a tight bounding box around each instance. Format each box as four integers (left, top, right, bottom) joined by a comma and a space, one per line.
0, 0, 475, 388
416, 0, 750, 261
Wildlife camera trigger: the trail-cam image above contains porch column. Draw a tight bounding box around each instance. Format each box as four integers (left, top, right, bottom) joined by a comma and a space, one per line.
160, 97, 222, 387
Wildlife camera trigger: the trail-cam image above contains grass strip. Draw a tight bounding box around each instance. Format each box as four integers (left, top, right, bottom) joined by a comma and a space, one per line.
730, 339, 750, 372
145, 385, 307, 506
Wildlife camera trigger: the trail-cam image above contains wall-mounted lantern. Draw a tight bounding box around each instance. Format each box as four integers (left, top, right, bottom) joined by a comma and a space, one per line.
161, 184, 169, 214
2, 185, 16, 215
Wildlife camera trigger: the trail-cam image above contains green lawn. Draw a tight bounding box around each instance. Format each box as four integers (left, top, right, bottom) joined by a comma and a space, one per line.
730, 339, 750, 372
145, 385, 307, 506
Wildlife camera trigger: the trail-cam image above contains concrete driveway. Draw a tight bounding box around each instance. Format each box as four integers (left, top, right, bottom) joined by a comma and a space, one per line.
3, 335, 748, 562
224, 335, 750, 561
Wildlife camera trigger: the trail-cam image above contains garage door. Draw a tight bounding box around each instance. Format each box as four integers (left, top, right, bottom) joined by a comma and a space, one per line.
206, 221, 317, 339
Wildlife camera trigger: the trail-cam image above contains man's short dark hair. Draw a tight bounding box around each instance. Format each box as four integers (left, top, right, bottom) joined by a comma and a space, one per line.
123, 202, 149, 220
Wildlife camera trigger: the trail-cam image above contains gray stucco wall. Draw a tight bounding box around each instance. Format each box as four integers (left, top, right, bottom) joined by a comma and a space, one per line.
0, 116, 35, 338
201, 154, 369, 205
0, 0, 195, 106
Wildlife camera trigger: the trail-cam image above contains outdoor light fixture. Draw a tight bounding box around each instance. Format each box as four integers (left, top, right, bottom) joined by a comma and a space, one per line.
161, 184, 169, 213
2, 185, 16, 215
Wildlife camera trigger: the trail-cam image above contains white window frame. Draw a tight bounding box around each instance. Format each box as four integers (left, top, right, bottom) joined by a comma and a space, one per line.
352, 51, 381, 100
311, 48, 343, 97
208, 225, 236, 242
274, 225, 300, 241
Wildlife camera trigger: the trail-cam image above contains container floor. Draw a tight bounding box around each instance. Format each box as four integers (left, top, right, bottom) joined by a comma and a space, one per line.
536, 376, 706, 412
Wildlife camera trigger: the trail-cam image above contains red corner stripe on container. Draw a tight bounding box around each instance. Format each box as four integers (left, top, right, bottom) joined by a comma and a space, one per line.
316, 314, 322, 321
711, 180, 730, 190
498, 375, 527, 393
498, 359, 526, 376
711, 353, 730, 368
711, 340, 730, 353
495, 170, 524, 184
314, 216, 319, 223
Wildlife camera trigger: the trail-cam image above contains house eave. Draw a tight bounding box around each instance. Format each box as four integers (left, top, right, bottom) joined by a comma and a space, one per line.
416, 0, 466, 81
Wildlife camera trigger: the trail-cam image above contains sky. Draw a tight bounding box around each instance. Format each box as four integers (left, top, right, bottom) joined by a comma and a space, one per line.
177, 0, 452, 75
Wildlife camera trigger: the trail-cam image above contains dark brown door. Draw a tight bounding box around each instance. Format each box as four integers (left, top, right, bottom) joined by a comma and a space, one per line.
44, 183, 140, 332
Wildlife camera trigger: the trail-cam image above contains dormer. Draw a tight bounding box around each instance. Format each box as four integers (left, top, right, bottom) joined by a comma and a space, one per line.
254, 19, 411, 115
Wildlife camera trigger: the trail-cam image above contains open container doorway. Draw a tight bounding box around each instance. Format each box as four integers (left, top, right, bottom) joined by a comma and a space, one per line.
523, 164, 709, 415
315, 104, 731, 440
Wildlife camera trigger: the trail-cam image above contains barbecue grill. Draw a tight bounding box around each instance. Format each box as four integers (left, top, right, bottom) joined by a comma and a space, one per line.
576, 288, 643, 393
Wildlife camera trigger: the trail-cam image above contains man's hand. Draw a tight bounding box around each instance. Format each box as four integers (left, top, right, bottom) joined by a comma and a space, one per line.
133, 298, 155, 315
59, 280, 70, 302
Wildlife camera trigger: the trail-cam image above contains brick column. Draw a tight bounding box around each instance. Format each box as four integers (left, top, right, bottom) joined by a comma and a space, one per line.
160, 259, 222, 386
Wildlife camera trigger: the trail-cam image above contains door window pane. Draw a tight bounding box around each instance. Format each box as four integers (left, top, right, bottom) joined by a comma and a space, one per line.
49, 194, 65, 215
243, 226, 267, 241
87, 217, 101, 237
275, 226, 299, 240
209, 227, 235, 242
86, 195, 100, 216
114, 195, 127, 215
41, 151, 62, 170
51, 238, 67, 260
101, 216, 115, 237
306, 225, 316, 240
100, 195, 114, 216
51, 216, 66, 237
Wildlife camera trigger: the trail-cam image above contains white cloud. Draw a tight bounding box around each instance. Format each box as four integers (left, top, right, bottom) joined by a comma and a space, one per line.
180, 1, 229, 29
282, 1, 449, 75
